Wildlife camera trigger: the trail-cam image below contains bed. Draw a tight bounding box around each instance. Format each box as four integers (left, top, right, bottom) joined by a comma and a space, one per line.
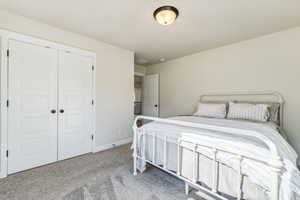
132, 92, 300, 200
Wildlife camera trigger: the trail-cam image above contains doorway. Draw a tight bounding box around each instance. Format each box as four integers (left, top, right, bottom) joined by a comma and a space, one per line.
134, 73, 159, 118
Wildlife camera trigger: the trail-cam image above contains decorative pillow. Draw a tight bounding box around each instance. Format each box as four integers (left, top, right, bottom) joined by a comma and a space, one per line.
194, 102, 227, 119
227, 102, 270, 122
232, 101, 280, 124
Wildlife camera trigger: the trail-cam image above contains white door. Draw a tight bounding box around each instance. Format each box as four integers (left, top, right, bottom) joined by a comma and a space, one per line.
8, 40, 58, 174
143, 74, 159, 117
58, 51, 93, 160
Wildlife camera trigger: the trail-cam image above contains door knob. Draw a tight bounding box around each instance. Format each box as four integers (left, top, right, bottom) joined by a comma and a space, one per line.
154, 104, 158, 107
51, 109, 56, 114
59, 109, 64, 113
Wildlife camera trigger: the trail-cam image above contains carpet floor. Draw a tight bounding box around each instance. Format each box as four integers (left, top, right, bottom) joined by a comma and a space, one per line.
0, 144, 206, 200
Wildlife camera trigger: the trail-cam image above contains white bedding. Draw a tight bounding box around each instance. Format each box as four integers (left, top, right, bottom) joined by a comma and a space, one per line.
135, 116, 300, 200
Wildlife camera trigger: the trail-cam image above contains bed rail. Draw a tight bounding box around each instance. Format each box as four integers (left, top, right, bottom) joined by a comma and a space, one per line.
132, 115, 284, 200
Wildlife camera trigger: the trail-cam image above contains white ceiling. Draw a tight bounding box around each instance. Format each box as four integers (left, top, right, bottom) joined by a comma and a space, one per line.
1, 0, 300, 65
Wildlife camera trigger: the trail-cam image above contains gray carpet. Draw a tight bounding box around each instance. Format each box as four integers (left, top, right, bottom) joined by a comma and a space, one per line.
0, 144, 205, 200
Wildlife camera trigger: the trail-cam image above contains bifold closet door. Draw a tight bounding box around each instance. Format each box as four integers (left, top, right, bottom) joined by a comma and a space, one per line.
58, 52, 93, 160
8, 40, 58, 174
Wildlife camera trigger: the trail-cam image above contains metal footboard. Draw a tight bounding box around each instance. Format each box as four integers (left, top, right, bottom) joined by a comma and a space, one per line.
132, 116, 284, 200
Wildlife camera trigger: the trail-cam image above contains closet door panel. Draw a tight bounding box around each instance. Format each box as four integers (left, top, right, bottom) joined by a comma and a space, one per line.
58, 51, 93, 160
8, 40, 58, 174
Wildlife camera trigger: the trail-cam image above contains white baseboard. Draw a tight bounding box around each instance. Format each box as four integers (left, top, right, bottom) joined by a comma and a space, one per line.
93, 137, 132, 153
0, 171, 7, 179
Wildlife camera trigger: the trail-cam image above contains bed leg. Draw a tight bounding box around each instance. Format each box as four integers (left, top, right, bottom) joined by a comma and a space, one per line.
133, 125, 138, 176
133, 155, 137, 176
185, 182, 190, 195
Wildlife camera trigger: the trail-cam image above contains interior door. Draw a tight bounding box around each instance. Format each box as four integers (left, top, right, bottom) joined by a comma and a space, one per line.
58, 51, 93, 160
143, 74, 159, 117
8, 40, 58, 174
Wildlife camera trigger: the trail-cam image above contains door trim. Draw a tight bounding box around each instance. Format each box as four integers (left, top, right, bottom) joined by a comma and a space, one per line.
0, 29, 96, 178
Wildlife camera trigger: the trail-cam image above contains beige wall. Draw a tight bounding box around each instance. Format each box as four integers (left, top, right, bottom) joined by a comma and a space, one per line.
147, 27, 300, 159
0, 10, 134, 149
135, 64, 146, 75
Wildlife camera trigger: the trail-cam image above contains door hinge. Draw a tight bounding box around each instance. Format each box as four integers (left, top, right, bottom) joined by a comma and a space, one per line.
92, 66, 94, 71
6, 100, 9, 107
91, 135, 94, 140
6, 150, 9, 157
92, 100, 94, 105
6, 49, 9, 57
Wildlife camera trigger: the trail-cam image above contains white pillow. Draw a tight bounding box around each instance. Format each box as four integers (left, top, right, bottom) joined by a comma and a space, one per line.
227, 102, 270, 122
194, 102, 227, 119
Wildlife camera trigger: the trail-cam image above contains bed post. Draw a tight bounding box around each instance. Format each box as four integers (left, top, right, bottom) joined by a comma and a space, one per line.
132, 121, 138, 176
269, 158, 283, 200
270, 168, 280, 200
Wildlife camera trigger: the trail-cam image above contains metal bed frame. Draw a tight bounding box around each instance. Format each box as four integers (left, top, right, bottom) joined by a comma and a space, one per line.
132, 91, 285, 200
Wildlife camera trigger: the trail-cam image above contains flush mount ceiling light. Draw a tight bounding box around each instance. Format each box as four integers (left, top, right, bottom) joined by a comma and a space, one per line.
153, 6, 179, 26
159, 58, 166, 62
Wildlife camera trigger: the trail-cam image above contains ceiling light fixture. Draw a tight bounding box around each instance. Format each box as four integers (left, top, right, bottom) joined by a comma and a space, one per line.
159, 58, 166, 62
153, 6, 179, 26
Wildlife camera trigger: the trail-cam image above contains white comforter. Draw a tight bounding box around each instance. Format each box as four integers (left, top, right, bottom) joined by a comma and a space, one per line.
135, 116, 300, 200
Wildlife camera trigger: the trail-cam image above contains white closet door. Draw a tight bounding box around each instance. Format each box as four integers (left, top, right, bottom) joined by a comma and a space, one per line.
143, 74, 159, 117
58, 51, 93, 160
8, 40, 58, 174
